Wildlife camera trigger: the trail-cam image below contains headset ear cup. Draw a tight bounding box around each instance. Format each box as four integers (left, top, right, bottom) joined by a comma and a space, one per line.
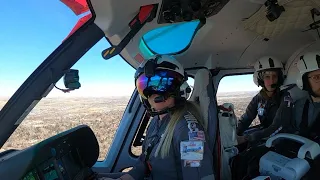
141, 96, 152, 110
278, 70, 284, 85
256, 71, 264, 87
279, 77, 284, 86
257, 77, 264, 87
302, 73, 310, 91
184, 71, 188, 81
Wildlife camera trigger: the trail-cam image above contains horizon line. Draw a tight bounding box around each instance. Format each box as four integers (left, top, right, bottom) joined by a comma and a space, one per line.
0, 90, 260, 99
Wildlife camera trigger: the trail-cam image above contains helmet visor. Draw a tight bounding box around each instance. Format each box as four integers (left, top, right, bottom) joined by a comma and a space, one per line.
136, 70, 183, 99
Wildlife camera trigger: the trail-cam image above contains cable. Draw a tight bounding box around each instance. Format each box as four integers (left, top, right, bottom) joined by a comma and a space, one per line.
53, 84, 73, 93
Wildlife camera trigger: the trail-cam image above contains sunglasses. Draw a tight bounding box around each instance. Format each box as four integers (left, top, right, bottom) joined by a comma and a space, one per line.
308, 74, 320, 83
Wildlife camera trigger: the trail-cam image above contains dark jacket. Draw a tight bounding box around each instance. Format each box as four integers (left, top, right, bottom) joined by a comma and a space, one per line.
128, 112, 215, 180
247, 95, 320, 143
231, 94, 320, 180
236, 89, 282, 136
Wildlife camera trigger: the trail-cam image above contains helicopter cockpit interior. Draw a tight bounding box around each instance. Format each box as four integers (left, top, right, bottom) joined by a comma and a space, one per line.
1, 0, 320, 179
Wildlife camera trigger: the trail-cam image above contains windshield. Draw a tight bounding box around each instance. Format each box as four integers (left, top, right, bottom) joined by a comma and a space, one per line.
0, 0, 90, 102
139, 20, 200, 57
0, 0, 135, 161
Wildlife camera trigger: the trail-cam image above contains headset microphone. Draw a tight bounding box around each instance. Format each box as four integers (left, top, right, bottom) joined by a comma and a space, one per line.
271, 84, 278, 88
154, 95, 166, 103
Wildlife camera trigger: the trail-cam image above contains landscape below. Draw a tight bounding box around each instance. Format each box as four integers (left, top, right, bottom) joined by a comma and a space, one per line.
0, 91, 258, 160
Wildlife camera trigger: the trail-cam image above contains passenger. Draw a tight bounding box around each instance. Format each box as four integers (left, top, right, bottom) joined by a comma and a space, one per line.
236, 56, 285, 144
103, 55, 214, 180
231, 51, 320, 180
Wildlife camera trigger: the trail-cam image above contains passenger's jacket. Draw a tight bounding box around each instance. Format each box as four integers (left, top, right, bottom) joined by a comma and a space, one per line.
236, 89, 282, 136
128, 112, 215, 180
247, 95, 320, 143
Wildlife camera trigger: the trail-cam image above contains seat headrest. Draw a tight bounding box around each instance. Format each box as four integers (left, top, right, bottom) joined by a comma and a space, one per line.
189, 69, 211, 102
281, 84, 308, 102
189, 69, 213, 130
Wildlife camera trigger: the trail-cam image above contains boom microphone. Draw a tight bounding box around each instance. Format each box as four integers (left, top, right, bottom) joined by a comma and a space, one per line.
154, 95, 166, 103
271, 84, 278, 88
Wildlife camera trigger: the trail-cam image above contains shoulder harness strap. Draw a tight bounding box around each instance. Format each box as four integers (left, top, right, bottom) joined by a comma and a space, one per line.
299, 99, 310, 137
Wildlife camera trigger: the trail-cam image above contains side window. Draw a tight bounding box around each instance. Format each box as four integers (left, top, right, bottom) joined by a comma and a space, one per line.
217, 74, 261, 127
130, 77, 195, 156
131, 113, 151, 157
1, 38, 136, 161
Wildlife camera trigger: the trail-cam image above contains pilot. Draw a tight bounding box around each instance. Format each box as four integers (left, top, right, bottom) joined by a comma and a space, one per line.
103, 55, 214, 180
232, 51, 320, 179
236, 56, 285, 144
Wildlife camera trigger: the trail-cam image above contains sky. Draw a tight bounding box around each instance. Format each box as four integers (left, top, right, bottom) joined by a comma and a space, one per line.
0, 0, 260, 99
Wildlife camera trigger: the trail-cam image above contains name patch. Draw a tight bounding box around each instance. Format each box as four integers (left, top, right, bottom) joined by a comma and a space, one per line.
180, 141, 204, 161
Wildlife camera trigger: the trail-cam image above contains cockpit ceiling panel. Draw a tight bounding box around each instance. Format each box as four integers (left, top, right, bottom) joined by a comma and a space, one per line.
243, 0, 320, 38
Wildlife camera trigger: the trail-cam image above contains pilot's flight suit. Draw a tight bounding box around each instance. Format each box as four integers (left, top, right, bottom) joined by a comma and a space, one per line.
236, 89, 282, 137
232, 94, 320, 179
128, 113, 215, 180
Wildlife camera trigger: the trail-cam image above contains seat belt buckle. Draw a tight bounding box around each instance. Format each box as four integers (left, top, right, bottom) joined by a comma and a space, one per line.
144, 161, 152, 179
147, 161, 152, 171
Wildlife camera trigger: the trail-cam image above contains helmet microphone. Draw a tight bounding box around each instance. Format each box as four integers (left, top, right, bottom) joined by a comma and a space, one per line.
154, 95, 167, 103
271, 84, 278, 88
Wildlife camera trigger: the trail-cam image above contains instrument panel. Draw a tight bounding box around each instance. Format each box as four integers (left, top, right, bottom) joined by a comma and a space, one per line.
0, 125, 99, 180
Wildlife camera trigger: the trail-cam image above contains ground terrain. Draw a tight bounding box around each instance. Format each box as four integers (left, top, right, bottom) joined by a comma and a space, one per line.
0, 91, 258, 160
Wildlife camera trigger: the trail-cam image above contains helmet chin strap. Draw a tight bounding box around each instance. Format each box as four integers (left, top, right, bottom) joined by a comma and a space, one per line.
149, 106, 177, 117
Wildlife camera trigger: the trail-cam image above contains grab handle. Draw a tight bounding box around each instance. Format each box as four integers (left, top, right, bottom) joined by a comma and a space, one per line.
265, 133, 320, 160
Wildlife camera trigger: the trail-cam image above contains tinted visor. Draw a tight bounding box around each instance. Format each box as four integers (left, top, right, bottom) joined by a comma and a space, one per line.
136, 70, 183, 99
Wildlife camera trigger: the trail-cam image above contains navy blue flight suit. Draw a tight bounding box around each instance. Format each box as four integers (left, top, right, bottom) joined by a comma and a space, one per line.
236, 89, 282, 139
232, 94, 320, 179
128, 112, 215, 180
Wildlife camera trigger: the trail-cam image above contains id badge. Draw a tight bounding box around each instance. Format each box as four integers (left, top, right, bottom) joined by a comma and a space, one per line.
180, 141, 204, 160
258, 107, 264, 116
188, 130, 206, 141
184, 160, 201, 167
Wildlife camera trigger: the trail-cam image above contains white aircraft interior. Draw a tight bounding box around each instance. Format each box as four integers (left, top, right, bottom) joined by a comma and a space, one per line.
0, 0, 320, 179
